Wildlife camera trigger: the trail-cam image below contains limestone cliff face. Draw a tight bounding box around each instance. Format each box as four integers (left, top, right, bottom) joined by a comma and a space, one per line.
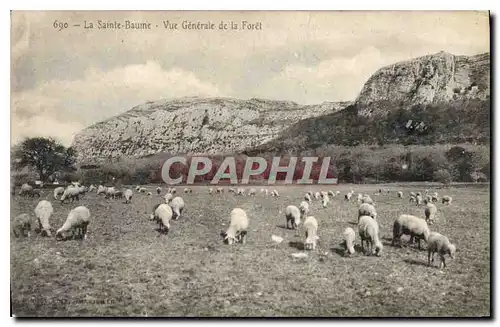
72, 97, 350, 163
355, 52, 490, 116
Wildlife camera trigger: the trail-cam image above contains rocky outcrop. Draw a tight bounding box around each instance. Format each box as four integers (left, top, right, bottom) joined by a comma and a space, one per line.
355, 52, 490, 116
72, 97, 350, 163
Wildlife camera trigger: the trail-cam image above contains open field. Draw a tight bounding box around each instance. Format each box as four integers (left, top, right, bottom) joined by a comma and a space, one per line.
10, 184, 491, 317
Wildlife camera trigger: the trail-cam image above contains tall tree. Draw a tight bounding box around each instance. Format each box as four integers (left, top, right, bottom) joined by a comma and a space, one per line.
12, 137, 77, 182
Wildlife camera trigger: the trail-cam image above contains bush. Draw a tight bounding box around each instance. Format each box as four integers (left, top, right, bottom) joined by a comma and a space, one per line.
434, 169, 452, 185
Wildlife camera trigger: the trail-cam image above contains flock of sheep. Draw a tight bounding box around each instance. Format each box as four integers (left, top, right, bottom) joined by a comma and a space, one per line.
13, 182, 456, 269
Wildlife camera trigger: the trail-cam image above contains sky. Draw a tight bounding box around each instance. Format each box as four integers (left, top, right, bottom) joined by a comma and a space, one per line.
11, 11, 490, 146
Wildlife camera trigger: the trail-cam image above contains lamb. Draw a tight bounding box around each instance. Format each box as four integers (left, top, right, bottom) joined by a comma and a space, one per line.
164, 193, 173, 203
53, 187, 65, 199
156, 187, 162, 195
285, 205, 301, 230
358, 203, 377, 221
391, 214, 430, 250
18, 183, 33, 197
343, 227, 356, 256
314, 192, 320, 200
427, 232, 456, 269
397, 191, 403, 198
124, 189, 133, 204
304, 193, 312, 202
442, 195, 453, 205
248, 188, 256, 196
55, 206, 91, 240
303, 216, 319, 250
34, 200, 53, 237
299, 201, 309, 217
361, 195, 374, 205
12, 213, 33, 237
60, 186, 80, 203
170, 196, 185, 220
223, 208, 249, 245
424, 203, 438, 225
321, 195, 330, 208
149, 203, 172, 234
97, 185, 107, 195
358, 215, 383, 256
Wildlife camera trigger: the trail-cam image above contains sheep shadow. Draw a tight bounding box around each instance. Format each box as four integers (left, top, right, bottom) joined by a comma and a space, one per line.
276, 224, 289, 230
154, 228, 169, 235
347, 221, 358, 226
288, 241, 304, 250
331, 243, 364, 257
403, 258, 429, 267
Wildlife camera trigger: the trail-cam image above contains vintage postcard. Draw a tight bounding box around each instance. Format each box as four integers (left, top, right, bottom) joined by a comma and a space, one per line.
10, 10, 491, 317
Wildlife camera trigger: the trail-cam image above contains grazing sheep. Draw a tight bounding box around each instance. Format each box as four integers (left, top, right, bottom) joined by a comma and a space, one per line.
271, 190, 280, 197
397, 191, 403, 199
416, 192, 422, 197
336, 191, 340, 195
328, 190, 335, 197
114, 190, 124, 199
357, 193, 363, 203
88, 185, 96, 192
12, 213, 32, 237
56, 206, 91, 240
416, 195, 423, 205
409, 195, 416, 203
124, 189, 133, 204
170, 188, 177, 194
361, 195, 374, 205
299, 201, 309, 217
264, 189, 269, 196
358, 215, 383, 256
345, 192, 353, 201
431, 192, 439, 202
208, 187, 213, 194
392, 214, 430, 250
409, 192, 416, 197
103, 186, 116, 199
442, 195, 453, 205
248, 188, 256, 196
303, 216, 319, 250
34, 200, 53, 237
18, 183, 33, 197
306, 191, 313, 196
97, 185, 107, 195
135, 186, 141, 191
164, 193, 173, 203
170, 196, 185, 220
147, 192, 152, 196
304, 193, 312, 202
156, 187, 162, 195
424, 203, 438, 225
216, 187, 224, 194
285, 205, 301, 230
320, 191, 328, 199
321, 195, 330, 208
427, 232, 456, 269
60, 186, 80, 203
236, 188, 245, 196
425, 195, 432, 203
358, 203, 377, 221
314, 192, 320, 200
150, 203, 172, 233
184, 188, 191, 193
228, 188, 236, 193
343, 227, 356, 256
139, 187, 147, 193
223, 208, 249, 245
53, 187, 65, 200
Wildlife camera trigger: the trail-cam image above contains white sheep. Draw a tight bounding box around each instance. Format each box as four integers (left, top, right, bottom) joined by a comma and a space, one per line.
12, 213, 32, 237
60, 186, 81, 203
304, 193, 312, 202
357, 193, 363, 203
97, 185, 107, 195
431, 192, 439, 202
272, 190, 280, 197
18, 183, 33, 197
321, 195, 330, 208
170, 196, 185, 220
216, 187, 224, 194
124, 189, 133, 204
285, 205, 301, 230
409, 192, 416, 197
427, 232, 456, 269
397, 191, 403, 198
299, 201, 309, 217
135, 186, 141, 191
336, 191, 340, 195
409, 195, 416, 203
392, 214, 430, 250
208, 187, 213, 194
147, 192, 152, 196
320, 191, 328, 199
361, 195, 374, 205
88, 185, 96, 192
236, 188, 245, 196
170, 188, 177, 194
34, 200, 53, 237
358, 215, 383, 256
358, 203, 377, 221
328, 190, 335, 197
264, 189, 269, 196
56, 206, 91, 240
156, 187, 162, 195
306, 191, 313, 196
184, 187, 191, 194
345, 192, 353, 201
415, 194, 423, 205
248, 188, 256, 196
228, 188, 235, 193
150, 203, 172, 233
343, 227, 356, 256
139, 187, 147, 193
223, 208, 249, 245
424, 203, 438, 225
53, 187, 65, 200
303, 216, 319, 250
314, 192, 320, 200
442, 195, 453, 205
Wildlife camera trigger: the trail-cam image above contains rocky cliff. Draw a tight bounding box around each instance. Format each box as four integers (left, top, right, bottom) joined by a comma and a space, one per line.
72, 97, 350, 163
355, 51, 490, 116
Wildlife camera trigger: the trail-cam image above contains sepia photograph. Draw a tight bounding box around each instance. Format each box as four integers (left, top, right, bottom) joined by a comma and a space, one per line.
10, 10, 491, 317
